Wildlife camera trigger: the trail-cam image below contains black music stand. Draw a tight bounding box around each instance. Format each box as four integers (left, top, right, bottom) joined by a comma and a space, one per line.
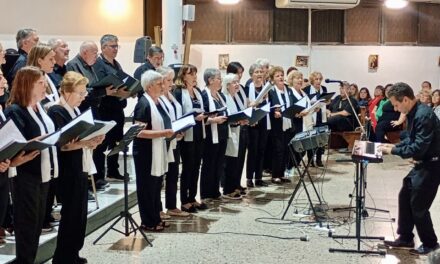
329, 158, 385, 255
281, 129, 326, 222
93, 125, 152, 246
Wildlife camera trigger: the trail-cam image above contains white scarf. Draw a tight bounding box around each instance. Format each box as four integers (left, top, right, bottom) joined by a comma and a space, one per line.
274, 85, 292, 131
158, 96, 177, 163
60, 96, 96, 174
26, 103, 59, 182
181, 88, 205, 142
291, 88, 314, 132
206, 89, 227, 144
0, 110, 5, 122
235, 85, 247, 109
225, 93, 240, 157
309, 85, 327, 124
45, 74, 60, 103
144, 93, 168, 177
249, 82, 271, 130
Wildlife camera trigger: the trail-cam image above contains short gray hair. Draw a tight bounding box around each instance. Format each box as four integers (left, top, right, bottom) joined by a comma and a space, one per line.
222, 73, 238, 95
79, 41, 96, 54
203, 68, 221, 86
47, 38, 63, 49
255, 58, 270, 68
148, 46, 163, 57
156, 66, 175, 78
249, 63, 262, 76
16, 29, 36, 49
141, 70, 163, 91
100, 34, 118, 47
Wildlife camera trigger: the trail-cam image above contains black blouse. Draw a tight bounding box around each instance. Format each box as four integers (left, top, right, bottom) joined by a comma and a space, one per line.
173, 86, 205, 141
202, 90, 229, 141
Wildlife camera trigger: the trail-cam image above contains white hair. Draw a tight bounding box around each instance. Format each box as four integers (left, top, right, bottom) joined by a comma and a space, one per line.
141, 70, 163, 91
221, 73, 238, 95
156, 66, 175, 78
255, 58, 270, 68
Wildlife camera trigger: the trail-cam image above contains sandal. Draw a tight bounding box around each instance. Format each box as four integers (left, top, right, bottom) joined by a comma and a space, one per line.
167, 209, 190, 217
141, 225, 164, 232
160, 221, 171, 228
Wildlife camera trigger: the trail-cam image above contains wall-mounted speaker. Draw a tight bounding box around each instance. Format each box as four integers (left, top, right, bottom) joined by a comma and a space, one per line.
133, 36, 152, 63
182, 5, 195, 21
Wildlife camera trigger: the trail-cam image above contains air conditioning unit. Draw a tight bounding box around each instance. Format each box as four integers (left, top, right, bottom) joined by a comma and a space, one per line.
275, 0, 361, 9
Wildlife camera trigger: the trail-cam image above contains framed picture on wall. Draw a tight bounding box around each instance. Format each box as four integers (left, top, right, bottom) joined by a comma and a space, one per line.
295, 56, 309, 67
368, 54, 379, 71
218, 54, 229, 70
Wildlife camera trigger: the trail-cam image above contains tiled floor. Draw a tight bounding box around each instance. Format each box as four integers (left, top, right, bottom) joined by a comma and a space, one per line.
2, 151, 440, 264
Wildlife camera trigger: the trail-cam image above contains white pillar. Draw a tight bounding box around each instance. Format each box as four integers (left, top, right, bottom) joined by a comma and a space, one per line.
162, 0, 183, 66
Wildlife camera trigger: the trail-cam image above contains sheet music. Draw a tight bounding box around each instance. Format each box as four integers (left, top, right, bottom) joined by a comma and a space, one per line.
260, 103, 270, 112
295, 96, 308, 108
172, 114, 196, 133
254, 82, 272, 105
41, 131, 61, 145
0, 119, 26, 148
60, 109, 94, 133
307, 100, 325, 113
81, 120, 117, 141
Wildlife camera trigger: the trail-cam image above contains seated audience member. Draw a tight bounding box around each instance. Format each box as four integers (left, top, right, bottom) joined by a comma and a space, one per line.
349, 83, 360, 101
432, 89, 440, 120
373, 84, 406, 143
368, 85, 385, 131
133, 70, 173, 232
358, 87, 371, 107
6, 29, 39, 85
419, 89, 432, 107
47, 38, 70, 87
421, 80, 432, 92
326, 81, 359, 132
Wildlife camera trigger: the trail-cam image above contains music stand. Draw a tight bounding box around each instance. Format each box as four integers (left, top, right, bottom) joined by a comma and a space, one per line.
281, 129, 326, 222
93, 125, 152, 246
329, 159, 385, 255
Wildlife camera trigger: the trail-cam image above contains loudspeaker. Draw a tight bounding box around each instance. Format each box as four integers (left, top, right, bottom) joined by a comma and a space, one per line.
182, 5, 195, 21
133, 36, 152, 63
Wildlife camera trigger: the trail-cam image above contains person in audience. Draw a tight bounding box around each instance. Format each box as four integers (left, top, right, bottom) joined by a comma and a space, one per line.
47, 38, 70, 87
133, 70, 173, 232
173, 65, 207, 213
303, 71, 328, 167
5, 66, 58, 264
246, 64, 270, 187
134, 46, 164, 98
431, 89, 440, 120
419, 89, 432, 107
156, 66, 189, 217
222, 73, 248, 199
6, 29, 39, 85
26, 44, 59, 107
326, 81, 359, 132
268, 66, 293, 184
93, 34, 130, 184
200, 68, 228, 201
368, 85, 385, 132
226, 62, 248, 193
421, 80, 432, 92
349, 83, 360, 101
48, 71, 104, 264
358, 87, 371, 107
374, 84, 406, 143
381, 82, 440, 256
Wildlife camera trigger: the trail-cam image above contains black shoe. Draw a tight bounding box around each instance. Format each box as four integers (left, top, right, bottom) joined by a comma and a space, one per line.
95, 179, 109, 189
76, 256, 88, 264
316, 160, 324, 167
309, 160, 316, 167
255, 180, 269, 187
383, 238, 415, 249
246, 180, 254, 188
193, 202, 208, 210
107, 173, 125, 182
87, 190, 95, 201
41, 223, 54, 233
409, 244, 439, 255
181, 205, 197, 213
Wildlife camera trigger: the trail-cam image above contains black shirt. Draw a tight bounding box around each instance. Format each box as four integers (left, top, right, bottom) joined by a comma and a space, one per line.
133, 60, 155, 99
379, 100, 400, 122
48, 63, 67, 88
173, 87, 205, 141
202, 90, 228, 141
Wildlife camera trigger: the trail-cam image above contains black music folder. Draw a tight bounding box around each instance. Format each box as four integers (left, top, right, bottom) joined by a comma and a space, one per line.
227, 108, 252, 124
249, 103, 270, 126
318, 92, 335, 101
57, 109, 95, 146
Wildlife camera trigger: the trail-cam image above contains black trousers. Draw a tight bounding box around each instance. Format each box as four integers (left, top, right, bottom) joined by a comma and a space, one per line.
397, 167, 439, 247
44, 178, 58, 224
93, 135, 121, 181
0, 174, 9, 227
200, 138, 227, 199
246, 127, 269, 180
180, 140, 204, 204
165, 142, 181, 210
12, 173, 49, 264
52, 173, 88, 264
327, 115, 354, 132
374, 119, 401, 143
224, 128, 248, 194
135, 173, 163, 228
271, 130, 293, 178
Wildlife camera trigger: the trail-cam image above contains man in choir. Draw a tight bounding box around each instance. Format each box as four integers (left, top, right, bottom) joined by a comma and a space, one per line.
326, 81, 359, 132
47, 38, 70, 87
380, 82, 440, 255
6, 29, 39, 85
134, 46, 164, 98
93, 34, 130, 183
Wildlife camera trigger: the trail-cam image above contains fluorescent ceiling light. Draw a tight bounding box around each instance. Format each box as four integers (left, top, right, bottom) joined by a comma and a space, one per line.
385, 0, 408, 9
218, 0, 240, 5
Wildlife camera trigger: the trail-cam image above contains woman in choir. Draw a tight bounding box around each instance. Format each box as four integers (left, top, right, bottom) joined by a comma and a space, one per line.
268, 66, 293, 184
156, 67, 189, 217
200, 68, 228, 202
133, 70, 173, 231
226, 62, 248, 194
48, 71, 104, 264
432, 89, 440, 120
246, 64, 270, 187
4, 66, 58, 264
303, 71, 328, 167
26, 43, 59, 106
173, 65, 207, 212
222, 73, 248, 199
0, 44, 9, 110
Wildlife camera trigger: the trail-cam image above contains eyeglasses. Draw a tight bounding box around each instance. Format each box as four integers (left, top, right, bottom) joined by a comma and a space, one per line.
107, 44, 121, 49
74, 91, 88, 97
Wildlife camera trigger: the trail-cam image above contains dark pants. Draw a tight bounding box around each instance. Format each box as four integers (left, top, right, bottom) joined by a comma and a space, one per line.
0, 174, 9, 227
397, 167, 439, 247
327, 115, 354, 132
180, 140, 204, 204
375, 120, 401, 143
52, 173, 88, 263
224, 127, 248, 194
135, 172, 163, 228
165, 142, 181, 210
93, 135, 120, 180
44, 178, 58, 224
246, 127, 269, 180
200, 138, 227, 199
12, 173, 49, 264
271, 130, 293, 178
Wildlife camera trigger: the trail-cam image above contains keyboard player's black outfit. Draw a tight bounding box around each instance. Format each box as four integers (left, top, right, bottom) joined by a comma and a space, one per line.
391, 102, 440, 249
